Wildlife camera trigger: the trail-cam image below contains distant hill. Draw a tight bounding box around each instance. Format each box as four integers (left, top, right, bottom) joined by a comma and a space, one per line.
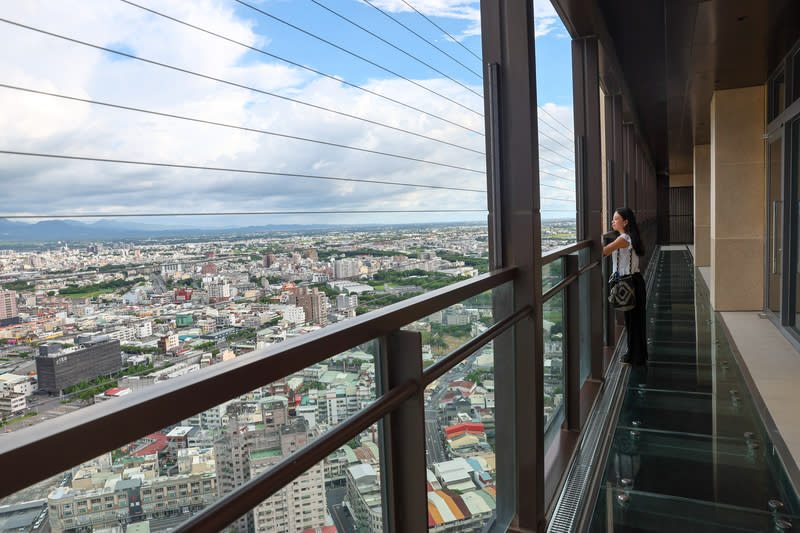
0, 218, 493, 243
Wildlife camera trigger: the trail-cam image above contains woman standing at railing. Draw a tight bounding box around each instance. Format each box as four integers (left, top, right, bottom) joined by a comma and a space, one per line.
603, 207, 648, 367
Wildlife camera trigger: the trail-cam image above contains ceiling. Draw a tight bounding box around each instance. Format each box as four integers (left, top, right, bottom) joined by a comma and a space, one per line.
553, 0, 800, 175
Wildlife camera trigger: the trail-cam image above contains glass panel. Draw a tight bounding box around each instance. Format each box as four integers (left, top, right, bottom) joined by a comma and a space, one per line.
768, 136, 783, 315
419, 282, 509, 531
793, 120, 800, 331
542, 258, 564, 292
543, 288, 565, 446
794, 51, 800, 103
3, 340, 381, 532
770, 71, 786, 122
579, 249, 592, 384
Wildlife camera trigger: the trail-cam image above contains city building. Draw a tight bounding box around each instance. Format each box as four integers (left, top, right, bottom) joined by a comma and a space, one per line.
46, 470, 217, 533
214, 399, 326, 533
332, 258, 360, 279
157, 334, 179, 354
0, 290, 19, 326
0, 391, 26, 416
345, 463, 383, 533
289, 287, 328, 327
35, 338, 122, 394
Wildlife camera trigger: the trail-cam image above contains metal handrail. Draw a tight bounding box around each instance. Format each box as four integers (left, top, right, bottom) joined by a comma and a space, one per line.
423, 305, 533, 385
175, 380, 419, 533
178, 304, 535, 532
543, 259, 601, 303
542, 239, 592, 265
0, 267, 516, 500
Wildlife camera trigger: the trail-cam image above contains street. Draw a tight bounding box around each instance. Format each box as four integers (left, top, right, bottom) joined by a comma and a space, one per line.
327, 486, 355, 533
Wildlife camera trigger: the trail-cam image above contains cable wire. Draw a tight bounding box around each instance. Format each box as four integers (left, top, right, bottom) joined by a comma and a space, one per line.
0, 150, 487, 193
0, 18, 486, 151
538, 143, 575, 162
359, 0, 483, 80
0, 84, 485, 173
118, 0, 480, 139
538, 155, 574, 173
540, 183, 574, 194
538, 117, 575, 145
233, 0, 483, 119
309, 0, 482, 100
538, 105, 575, 135
538, 127, 574, 154
540, 198, 575, 203
540, 169, 575, 182
0, 209, 486, 219
398, 0, 482, 62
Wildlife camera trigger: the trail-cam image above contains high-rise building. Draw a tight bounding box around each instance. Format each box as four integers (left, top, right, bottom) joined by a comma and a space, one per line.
214, 398, 326, 533
263, 254, 277, 268
289, 287, 328, 326
333, 258, 361, 279
0, 290, 19, 326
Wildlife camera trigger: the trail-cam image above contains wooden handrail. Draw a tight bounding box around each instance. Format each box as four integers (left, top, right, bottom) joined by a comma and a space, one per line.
541, 239, 593, 266
0, 267, 516, 500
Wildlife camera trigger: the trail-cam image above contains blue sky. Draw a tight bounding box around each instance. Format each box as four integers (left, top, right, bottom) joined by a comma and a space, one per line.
0, 0, 575, 227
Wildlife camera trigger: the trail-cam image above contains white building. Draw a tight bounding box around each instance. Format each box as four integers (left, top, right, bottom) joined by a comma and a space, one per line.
333, 258, 361, 279
0, 392, 26, 416
0, 373, 36, 396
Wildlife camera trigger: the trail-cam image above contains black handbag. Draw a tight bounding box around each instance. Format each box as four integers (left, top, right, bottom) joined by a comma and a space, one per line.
608, 244, 636, 311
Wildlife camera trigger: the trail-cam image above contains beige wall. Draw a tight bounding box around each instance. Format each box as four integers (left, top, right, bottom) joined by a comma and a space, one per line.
709, 86, 765, 310
670, 173, 693, 187
694, 145, 711, 267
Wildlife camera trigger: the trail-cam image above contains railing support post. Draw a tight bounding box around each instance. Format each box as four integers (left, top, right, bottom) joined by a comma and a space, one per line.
565, 254, 581, 431
380, 329, 426, 533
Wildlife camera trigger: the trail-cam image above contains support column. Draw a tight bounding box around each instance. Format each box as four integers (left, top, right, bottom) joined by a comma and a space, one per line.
481, 2, 544, 530
710, 86, 766, 310
694, 145, 711, 266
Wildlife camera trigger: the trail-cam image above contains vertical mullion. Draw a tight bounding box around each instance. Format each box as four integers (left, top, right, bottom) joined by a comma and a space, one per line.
379, 330, 426, 533
565, 255, 581, 431
573, 37, 605, 379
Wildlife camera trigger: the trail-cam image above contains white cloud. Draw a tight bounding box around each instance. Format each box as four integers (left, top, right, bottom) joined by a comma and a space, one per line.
0, 0, 573, 225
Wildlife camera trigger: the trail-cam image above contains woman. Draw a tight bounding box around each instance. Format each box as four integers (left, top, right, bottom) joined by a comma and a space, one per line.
603, 207, 647, 366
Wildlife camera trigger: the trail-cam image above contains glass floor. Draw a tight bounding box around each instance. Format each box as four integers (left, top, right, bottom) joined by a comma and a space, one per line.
588, 248, 800, 532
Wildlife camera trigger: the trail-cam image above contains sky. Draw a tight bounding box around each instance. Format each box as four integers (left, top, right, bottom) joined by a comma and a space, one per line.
0, 0, 575, 228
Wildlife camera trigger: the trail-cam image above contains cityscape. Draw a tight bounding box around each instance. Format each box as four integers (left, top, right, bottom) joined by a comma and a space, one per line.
0, 220, 575, 533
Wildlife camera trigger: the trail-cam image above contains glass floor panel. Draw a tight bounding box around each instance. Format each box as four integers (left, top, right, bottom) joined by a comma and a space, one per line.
588, 248, 800, 532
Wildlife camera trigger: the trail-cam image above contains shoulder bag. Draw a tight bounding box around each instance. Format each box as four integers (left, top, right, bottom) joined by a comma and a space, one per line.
608, 242, 636, 311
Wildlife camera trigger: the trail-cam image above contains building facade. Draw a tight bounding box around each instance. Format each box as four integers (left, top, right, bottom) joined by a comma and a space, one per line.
35, 339, 121, 394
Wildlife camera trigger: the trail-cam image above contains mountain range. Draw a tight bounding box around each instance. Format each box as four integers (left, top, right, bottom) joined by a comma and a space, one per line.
0, 218, 339, 242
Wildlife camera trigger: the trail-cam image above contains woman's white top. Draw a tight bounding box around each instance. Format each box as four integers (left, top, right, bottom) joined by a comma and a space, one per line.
613, 233, 639, 275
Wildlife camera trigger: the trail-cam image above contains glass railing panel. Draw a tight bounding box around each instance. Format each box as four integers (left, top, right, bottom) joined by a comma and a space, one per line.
542, 257, 564, 292
417, 282, 511, 531
543, 287, 565, 447
2, 339, 384, 532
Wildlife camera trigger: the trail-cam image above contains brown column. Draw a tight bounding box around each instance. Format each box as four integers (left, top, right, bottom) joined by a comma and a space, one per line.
694, 145, 711, 266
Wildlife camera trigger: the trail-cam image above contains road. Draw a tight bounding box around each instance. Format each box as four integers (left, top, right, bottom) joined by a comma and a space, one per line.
425, 412, 447, 465
327, 487, 355, 533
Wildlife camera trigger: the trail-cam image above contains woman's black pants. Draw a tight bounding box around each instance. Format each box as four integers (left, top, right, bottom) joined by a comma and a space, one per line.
623, 272, 648, 366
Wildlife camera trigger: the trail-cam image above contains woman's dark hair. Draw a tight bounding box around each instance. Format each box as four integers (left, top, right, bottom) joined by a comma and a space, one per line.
615, 207, 645, 256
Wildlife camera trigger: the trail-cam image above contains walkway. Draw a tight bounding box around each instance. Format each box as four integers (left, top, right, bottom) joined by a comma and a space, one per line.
589, 247, 800, 531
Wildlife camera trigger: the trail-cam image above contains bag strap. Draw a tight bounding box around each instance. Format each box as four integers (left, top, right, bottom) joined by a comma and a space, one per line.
627, 241, 632, 275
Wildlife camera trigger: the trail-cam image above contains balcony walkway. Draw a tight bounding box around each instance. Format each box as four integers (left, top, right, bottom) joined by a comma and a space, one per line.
588, 247, 800, 531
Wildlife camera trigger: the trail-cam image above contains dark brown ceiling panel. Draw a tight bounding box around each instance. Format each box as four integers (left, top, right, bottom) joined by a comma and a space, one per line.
549, 0, 800, 178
